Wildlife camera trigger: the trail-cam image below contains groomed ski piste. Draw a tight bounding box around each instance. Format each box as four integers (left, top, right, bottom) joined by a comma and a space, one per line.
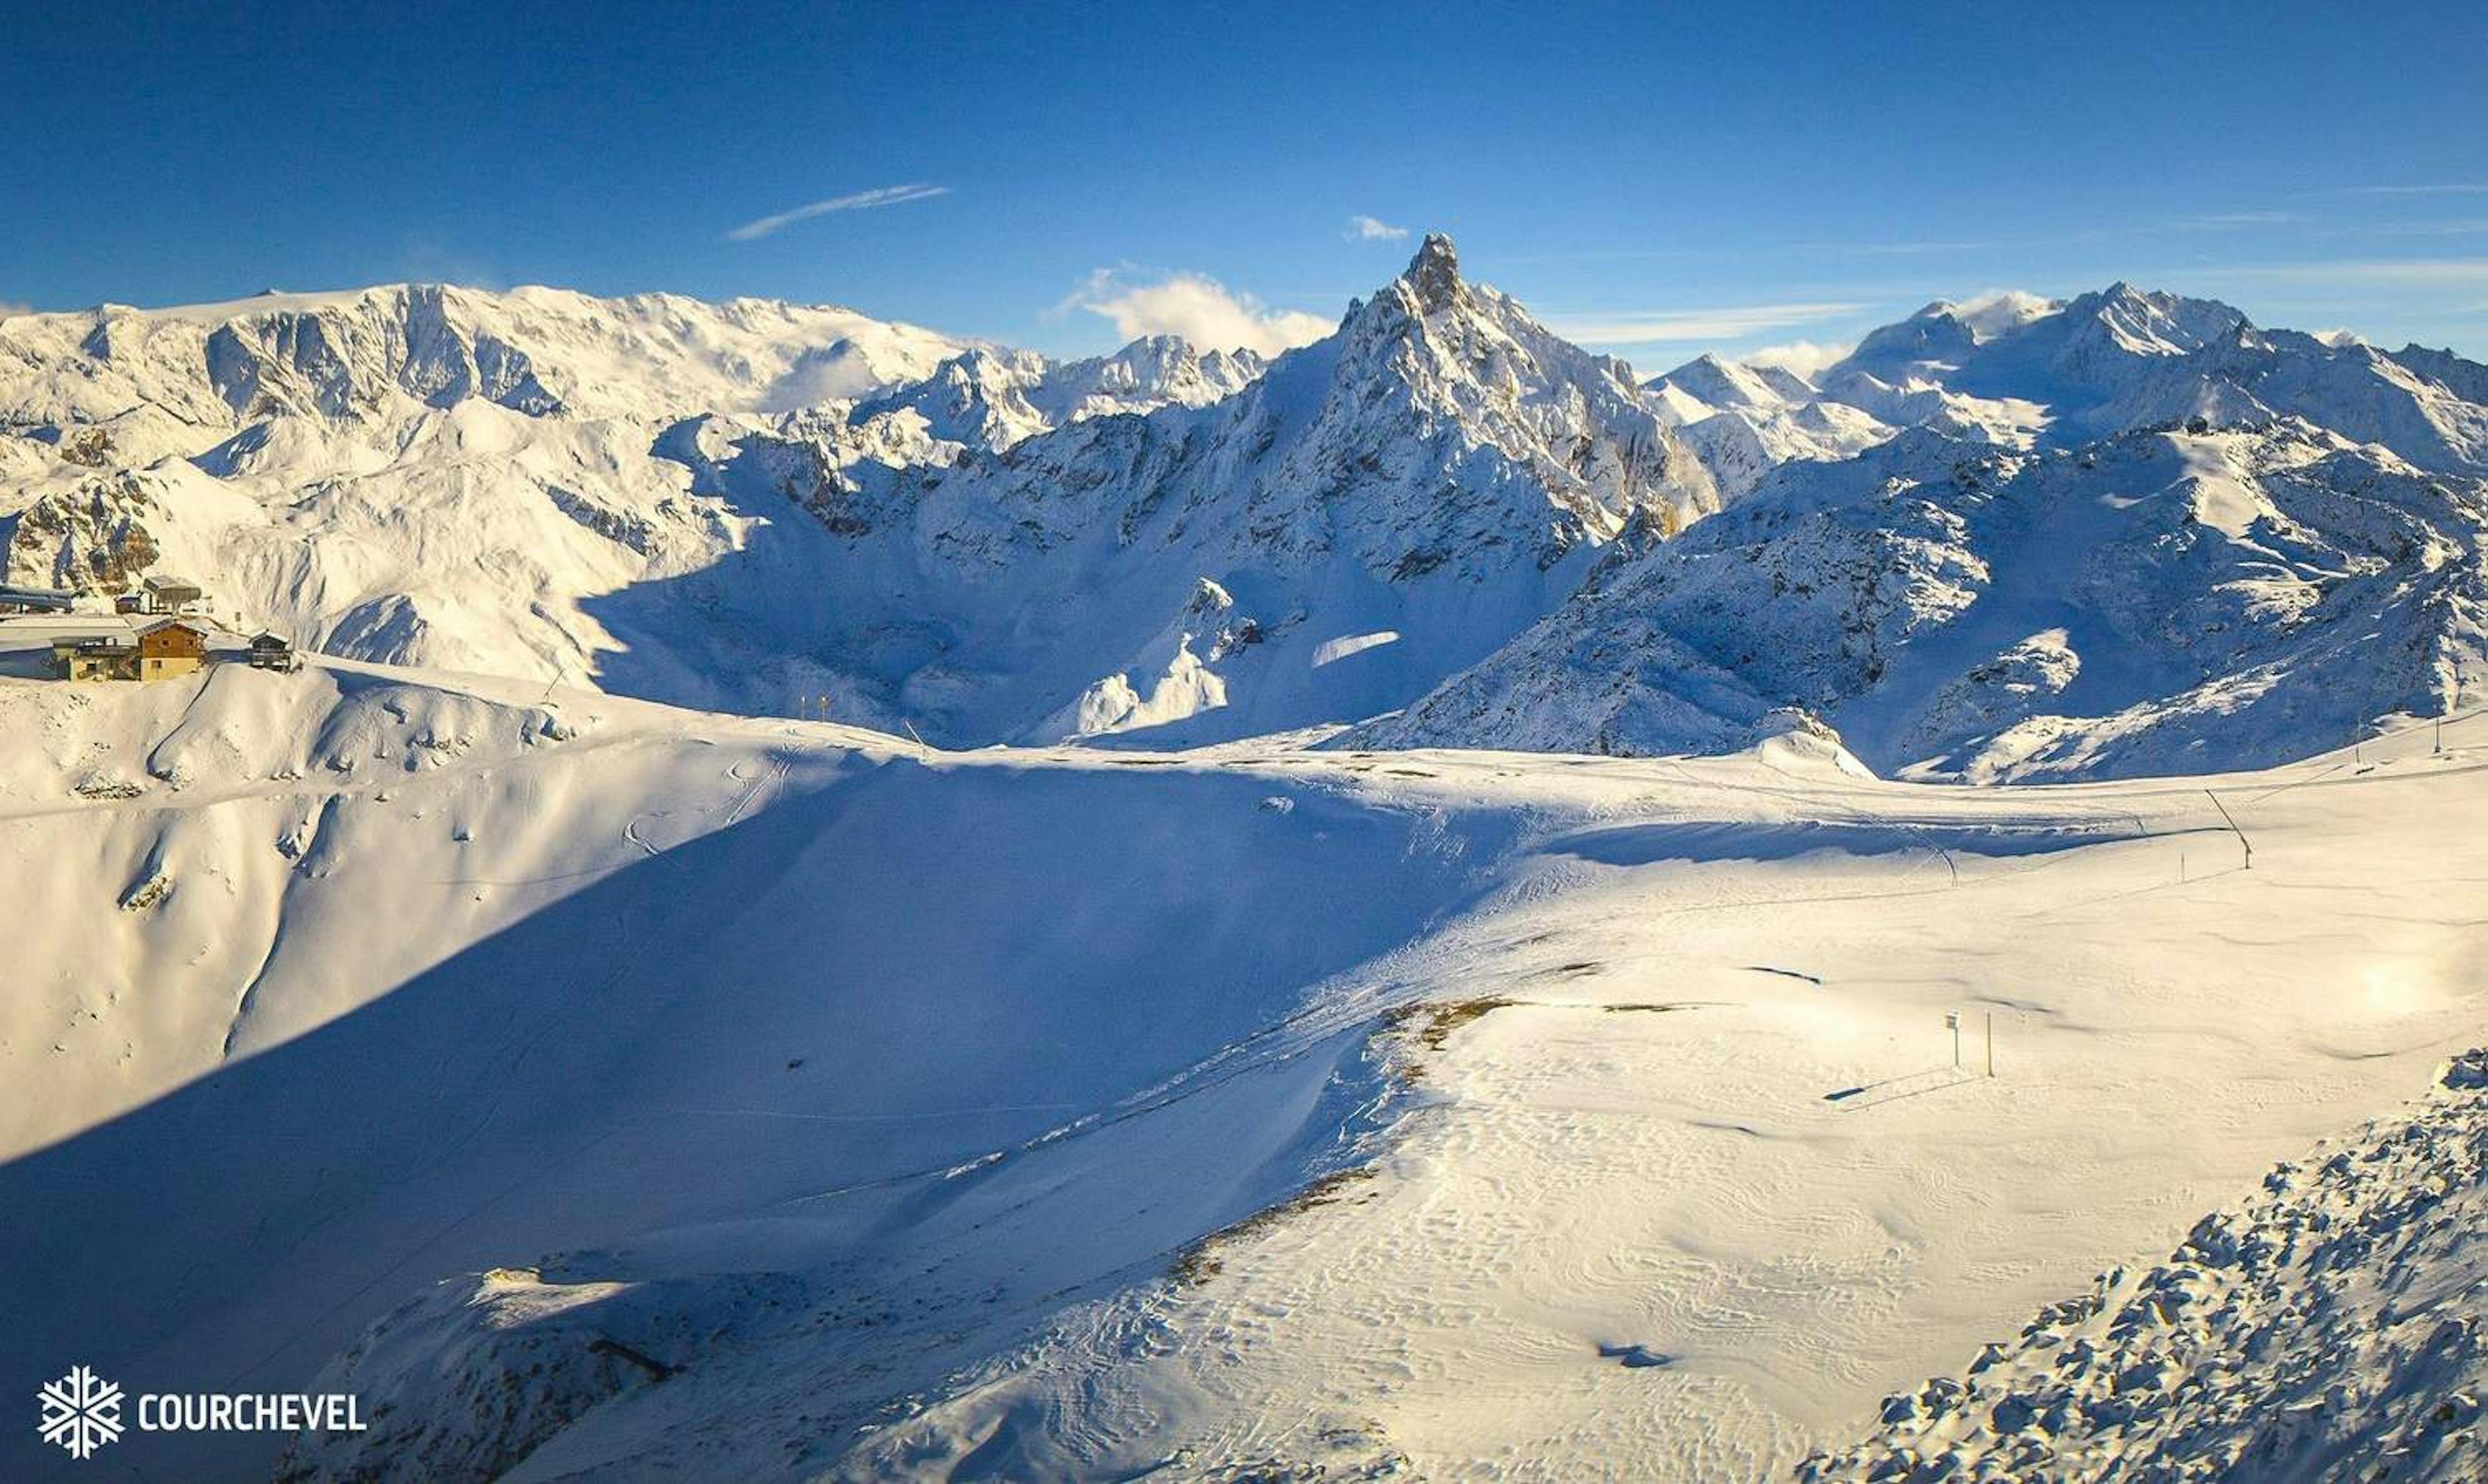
0, 654, 2480, 1481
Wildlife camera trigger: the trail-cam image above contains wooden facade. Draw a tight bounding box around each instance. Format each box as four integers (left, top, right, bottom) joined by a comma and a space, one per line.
50, 619, 208, 681
137, 621, 206, 680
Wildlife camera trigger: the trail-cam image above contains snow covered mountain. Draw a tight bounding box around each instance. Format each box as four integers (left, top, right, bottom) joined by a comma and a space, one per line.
0, 284, 1267, 720
735, 233, 1716, 744
10, 248, 2488, 1484
0, 240, 1710, 746
1662, 284, 2488, 479
1357, 417, 2488, 778
0, 284, 971, 439
1372, 288, 2488, 778
8, 262, 2487, 776
849, 336, 1268, 450
1648, 353, 1897, 499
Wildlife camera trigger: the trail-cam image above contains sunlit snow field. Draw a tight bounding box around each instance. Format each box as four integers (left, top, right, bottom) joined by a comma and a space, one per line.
0, 657, 2478, 1480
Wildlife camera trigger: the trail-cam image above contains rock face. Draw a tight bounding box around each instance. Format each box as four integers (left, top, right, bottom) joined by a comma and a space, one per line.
1803, 1053, 2488, 1484
3, 474, 165, 593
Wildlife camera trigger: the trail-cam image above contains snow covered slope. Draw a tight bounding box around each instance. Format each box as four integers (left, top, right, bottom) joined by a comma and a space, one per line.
0, 286, 1273, 720
1804, 1051, 2488, 1483
1361, 418, 2488, 779
0, 656, 898, 1163
4, 648, 2478, 1482
0, 657, 1515, 1482
847, 336, 1266, 450
1649, 353, 1896, 499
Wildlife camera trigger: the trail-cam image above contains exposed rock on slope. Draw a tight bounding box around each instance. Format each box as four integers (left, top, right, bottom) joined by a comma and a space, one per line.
1803, 1052, 2488, 1484
3, 472, 167, 593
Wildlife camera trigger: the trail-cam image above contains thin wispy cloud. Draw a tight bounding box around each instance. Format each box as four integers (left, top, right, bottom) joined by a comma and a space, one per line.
1547, 301, 1866, 345
1345, 215, 1409, 243
1830, 239, 2006, 257
725, 183, 951, 242
1059, 268, 1335, 356
2321, 218, 2488, 238
2340, 183, 2488, 197
2172, 211, 2302, 229
2187, 257, 2488, 287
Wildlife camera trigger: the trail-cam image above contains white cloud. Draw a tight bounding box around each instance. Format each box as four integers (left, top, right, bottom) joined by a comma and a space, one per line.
0, 300, 32, 319
726, 183, 950, 242
1740, 339, 1855, 378
1062, 269, 1335, 356
1345, 214, 1409, 243
1544, 301, 1866, 346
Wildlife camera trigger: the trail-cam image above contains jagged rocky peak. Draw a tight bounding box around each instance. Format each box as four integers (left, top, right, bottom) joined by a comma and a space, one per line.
2062, 280, 2250, 356
1404, 233, 1464, 314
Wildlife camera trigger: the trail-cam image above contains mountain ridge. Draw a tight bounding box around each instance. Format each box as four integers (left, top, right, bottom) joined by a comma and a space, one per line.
6, 250, 2487, 775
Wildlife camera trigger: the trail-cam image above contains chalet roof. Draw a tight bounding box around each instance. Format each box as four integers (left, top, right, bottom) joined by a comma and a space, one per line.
141, 573, 202, 593
133, 616, 205, 635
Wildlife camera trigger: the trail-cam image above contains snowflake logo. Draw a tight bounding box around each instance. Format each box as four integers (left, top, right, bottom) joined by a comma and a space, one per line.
37, 1366, 122, 1460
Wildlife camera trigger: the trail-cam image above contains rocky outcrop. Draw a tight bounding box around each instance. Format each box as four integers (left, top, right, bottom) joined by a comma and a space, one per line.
1803, 1053, 2488, 1483
3, 473, 165, 593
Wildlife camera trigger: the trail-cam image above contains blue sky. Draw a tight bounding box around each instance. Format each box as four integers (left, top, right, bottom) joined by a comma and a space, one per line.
6, 1, 2487, 368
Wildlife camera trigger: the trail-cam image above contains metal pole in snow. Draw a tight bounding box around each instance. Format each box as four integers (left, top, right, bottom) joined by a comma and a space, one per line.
1946, 1010, 1961, 1070
1985, 1012, 1994, 1078
2205, 790, 2252, 871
